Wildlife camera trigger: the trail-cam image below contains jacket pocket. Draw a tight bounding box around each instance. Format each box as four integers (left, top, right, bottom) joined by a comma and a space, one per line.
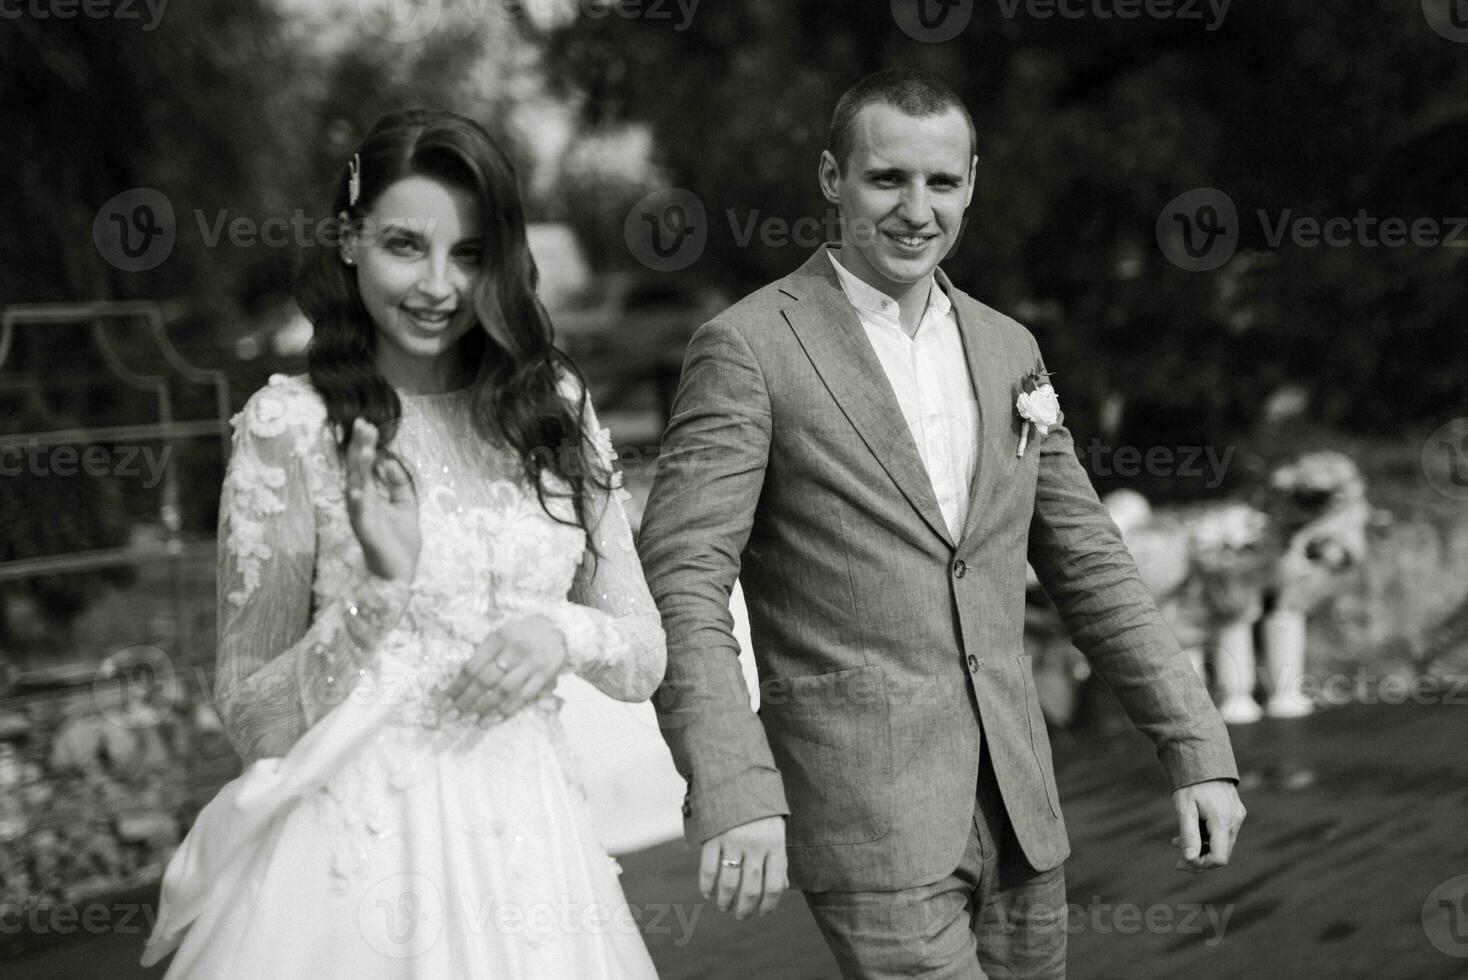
1017, 655, 1062, 818
760, 664, 893, 846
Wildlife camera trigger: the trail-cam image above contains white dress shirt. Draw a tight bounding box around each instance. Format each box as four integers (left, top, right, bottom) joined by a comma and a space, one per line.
827, 249, 979, 541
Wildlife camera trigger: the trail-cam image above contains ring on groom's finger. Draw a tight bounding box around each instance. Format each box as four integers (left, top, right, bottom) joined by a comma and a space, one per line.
720, 858, 743, 868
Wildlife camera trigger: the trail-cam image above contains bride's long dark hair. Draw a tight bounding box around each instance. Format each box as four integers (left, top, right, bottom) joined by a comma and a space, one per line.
295, 108, 607, 535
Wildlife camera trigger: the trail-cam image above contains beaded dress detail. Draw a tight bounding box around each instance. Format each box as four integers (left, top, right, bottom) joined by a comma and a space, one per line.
143, 373, 665, 978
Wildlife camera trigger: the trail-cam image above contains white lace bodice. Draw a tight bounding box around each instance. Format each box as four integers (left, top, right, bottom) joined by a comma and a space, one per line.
212, 372, 666, 765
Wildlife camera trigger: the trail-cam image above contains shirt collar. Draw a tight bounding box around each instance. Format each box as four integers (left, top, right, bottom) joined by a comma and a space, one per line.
826, 248, 953, 323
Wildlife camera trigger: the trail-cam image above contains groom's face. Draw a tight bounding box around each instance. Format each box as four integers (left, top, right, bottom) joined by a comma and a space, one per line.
819, 102, 976, 291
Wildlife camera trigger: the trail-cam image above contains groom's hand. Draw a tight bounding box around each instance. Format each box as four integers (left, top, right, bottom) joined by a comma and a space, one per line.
700, 816, 788, 919
1171, 778, 1246, 874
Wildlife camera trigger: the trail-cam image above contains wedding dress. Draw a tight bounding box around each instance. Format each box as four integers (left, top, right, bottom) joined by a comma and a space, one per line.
141, 372, 665, 978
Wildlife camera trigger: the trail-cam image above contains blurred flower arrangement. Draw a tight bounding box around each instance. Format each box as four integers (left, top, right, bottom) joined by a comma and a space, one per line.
1269, 450, 1367, 535
0, 692, 235, 924
1265, 451, 1370, 611
1187, 502, 1277, 625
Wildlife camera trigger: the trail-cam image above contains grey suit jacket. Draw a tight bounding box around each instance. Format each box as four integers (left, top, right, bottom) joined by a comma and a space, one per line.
637, 246, 1238, 893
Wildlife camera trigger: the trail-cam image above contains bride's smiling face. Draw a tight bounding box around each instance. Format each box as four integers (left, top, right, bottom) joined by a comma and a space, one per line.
347, 174, 485, 370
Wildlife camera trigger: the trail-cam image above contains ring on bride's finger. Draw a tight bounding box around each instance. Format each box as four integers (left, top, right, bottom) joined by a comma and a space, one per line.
495, 656, 512, 670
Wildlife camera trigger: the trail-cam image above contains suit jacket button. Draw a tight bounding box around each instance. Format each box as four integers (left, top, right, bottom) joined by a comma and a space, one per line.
967, 654, 979, 672
952, 559, 967, 578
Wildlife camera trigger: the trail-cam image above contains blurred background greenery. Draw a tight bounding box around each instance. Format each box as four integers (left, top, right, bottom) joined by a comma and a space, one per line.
3, 4, 1468, 972
4, 0, 1465, 456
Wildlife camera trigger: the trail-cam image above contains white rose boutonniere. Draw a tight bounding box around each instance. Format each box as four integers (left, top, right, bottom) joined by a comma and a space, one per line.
1015, 362, 1059, 457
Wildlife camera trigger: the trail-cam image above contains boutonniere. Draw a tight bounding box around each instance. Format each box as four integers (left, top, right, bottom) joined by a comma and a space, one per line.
1015, 361, 1059, 457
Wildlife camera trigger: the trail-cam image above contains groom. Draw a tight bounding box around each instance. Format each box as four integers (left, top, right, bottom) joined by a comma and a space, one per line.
637, 68, 1244, 978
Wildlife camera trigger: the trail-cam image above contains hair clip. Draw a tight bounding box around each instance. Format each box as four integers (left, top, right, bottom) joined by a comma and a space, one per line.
348, 152, 362, 208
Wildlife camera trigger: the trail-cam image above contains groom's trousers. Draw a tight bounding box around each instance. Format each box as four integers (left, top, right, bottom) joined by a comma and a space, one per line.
801, 741, 1068, 979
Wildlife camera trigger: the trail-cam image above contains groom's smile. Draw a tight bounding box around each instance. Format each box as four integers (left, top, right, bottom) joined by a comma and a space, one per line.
819, 100, 976, 297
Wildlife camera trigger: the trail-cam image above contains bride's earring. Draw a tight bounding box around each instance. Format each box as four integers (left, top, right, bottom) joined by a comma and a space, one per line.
338, 210, 357, 267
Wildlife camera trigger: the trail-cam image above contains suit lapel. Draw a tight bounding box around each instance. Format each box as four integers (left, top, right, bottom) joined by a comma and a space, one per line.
945, 271, 1007, 550
780, 249, 955, 550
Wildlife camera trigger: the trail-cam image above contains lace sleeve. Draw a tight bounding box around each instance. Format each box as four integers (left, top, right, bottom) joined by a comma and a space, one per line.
528, 378, 667, 702
212, 379, 412, 764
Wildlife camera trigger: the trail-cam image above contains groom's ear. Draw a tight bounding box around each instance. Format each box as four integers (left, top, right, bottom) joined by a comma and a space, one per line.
818, 150, 843, 206
964, 154, 977, 209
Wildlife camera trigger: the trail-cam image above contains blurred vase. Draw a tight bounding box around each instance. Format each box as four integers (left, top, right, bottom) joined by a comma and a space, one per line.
1214, 616, 1263, 724
1263, 607, 1314, 718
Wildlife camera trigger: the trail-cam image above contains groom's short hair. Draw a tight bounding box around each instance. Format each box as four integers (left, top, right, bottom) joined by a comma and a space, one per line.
827, 68, 977, 175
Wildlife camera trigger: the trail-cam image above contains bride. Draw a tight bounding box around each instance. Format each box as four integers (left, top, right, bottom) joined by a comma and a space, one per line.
142, 108, 665, 977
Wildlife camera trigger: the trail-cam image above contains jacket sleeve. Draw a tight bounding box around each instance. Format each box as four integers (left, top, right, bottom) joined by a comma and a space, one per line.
637, 318, 791, 844
1023, 333, 1238, 790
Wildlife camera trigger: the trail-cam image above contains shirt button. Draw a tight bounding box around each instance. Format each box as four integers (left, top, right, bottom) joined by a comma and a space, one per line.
952, 559, 967, 578
967, 654, 979, 672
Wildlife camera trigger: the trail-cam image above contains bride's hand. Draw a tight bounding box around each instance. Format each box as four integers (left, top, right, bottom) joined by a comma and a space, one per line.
442, 615, 568, 725
345, 417, 420, 582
